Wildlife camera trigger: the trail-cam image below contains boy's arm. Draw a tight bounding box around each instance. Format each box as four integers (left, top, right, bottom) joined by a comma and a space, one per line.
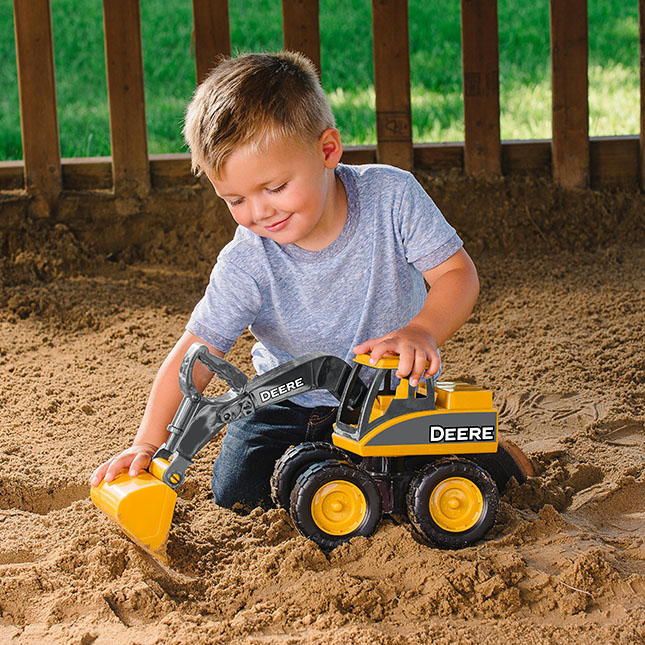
353, 248, 479, 387
90, 330, 223, 485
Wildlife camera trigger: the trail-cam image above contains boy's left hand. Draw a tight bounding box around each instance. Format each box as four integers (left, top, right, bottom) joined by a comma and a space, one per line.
353, 323, 440, 388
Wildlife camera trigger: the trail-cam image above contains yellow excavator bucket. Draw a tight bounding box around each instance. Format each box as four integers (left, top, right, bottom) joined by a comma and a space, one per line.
90, 458, 178, 563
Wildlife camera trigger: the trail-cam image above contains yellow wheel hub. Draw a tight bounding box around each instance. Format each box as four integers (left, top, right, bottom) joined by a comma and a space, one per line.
429, 476, 483, 532
311, 480, 367, 536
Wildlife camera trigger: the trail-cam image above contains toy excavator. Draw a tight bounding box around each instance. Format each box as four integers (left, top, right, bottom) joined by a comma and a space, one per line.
91, 343, 533, 562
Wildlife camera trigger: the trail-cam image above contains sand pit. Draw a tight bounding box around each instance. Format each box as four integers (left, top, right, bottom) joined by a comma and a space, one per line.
0, 174, 643, 643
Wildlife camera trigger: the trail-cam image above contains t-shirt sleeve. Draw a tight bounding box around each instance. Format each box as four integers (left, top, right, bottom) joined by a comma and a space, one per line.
186, 258, 262, 353
397, 173, 463, 272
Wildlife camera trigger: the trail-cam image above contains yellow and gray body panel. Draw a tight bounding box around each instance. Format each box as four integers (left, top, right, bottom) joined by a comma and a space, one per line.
333, 376, 498, 457
333, 407, 498, 457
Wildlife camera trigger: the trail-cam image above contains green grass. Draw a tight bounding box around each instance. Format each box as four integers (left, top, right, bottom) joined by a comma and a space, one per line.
0, 0, 640, 160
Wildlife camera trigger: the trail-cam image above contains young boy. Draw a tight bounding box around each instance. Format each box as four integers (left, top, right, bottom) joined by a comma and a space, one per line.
90, 51, 479, 509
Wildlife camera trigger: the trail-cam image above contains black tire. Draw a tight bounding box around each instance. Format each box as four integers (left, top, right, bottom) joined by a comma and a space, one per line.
270, 441, 350, 509
290, 459, 382, 550
406, 459, 499, 549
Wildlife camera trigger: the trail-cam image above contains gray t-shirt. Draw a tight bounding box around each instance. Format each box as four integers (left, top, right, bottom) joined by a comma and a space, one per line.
187, 163, 463, 406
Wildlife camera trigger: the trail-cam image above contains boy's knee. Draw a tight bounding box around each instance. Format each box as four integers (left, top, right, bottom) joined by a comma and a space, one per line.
211, 483, 270, 513
211, 461, 272, 512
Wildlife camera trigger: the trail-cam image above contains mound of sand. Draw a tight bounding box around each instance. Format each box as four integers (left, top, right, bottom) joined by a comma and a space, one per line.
0, 175, 643, 643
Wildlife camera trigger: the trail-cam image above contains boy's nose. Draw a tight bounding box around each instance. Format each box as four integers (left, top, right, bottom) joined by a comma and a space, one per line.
249, 199, 274, 222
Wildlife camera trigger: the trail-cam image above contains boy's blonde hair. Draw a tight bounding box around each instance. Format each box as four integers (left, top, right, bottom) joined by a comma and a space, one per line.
183, 51, 335, 177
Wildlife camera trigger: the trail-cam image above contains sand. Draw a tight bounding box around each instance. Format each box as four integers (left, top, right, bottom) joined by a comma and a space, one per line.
0, 174, 643, 643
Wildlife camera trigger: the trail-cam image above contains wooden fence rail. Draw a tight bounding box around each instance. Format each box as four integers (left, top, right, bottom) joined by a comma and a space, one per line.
461, 0, 501, 176
13, 0, 61, 212
192, 0, 231, 84
640, 0, 645, 188
3, 0, 645, 209
103, 0, 150, 197
551, 0, 590, 189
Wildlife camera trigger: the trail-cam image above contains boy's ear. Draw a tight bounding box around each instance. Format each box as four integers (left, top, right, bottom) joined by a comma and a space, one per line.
320, 128, 343, 168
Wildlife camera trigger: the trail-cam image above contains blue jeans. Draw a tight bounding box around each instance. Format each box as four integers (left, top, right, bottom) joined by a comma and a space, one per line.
211, 401, 337, 510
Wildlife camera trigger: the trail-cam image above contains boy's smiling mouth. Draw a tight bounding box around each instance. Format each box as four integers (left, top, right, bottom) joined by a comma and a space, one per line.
263, 215, 292, 232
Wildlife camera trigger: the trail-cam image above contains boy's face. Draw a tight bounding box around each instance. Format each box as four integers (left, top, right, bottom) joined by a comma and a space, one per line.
206, 129, 344, 250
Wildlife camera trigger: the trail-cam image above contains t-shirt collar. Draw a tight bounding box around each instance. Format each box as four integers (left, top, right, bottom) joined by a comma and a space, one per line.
276, 164, 359, 262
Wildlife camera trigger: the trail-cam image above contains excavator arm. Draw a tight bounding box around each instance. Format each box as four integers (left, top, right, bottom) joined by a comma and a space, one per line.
154, 343, 361, 489
91, 343, 361, 561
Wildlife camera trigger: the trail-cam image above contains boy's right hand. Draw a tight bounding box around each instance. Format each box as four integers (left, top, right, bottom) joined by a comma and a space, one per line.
89, 442, 158, 487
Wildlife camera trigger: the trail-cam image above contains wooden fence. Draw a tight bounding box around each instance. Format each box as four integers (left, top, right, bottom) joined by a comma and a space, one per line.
2, 0, 645, 216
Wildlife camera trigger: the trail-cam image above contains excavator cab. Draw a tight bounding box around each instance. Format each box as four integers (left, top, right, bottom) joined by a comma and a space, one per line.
335, 353, 433, 435
333, 353, 501, 459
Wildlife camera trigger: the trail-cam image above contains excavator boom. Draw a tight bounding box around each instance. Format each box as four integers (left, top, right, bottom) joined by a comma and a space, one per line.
91, 345, 362, 561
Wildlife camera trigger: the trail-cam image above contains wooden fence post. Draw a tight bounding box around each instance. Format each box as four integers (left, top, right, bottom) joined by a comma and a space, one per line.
372, 0, 413, 170
460, 0, 501, 176
13, 0, 61, 214
550, 0, 589, 189
103, 0, 150, 196
282, 0, 321, 74
192, 0, 231, 84
638, 0, 645, 190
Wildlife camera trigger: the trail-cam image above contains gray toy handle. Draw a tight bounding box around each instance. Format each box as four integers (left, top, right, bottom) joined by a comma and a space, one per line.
178, 342, 248, 399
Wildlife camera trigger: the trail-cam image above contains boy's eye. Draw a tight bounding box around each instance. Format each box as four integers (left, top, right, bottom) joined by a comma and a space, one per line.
228, 197, 244, 207
268, 183, 287, 194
